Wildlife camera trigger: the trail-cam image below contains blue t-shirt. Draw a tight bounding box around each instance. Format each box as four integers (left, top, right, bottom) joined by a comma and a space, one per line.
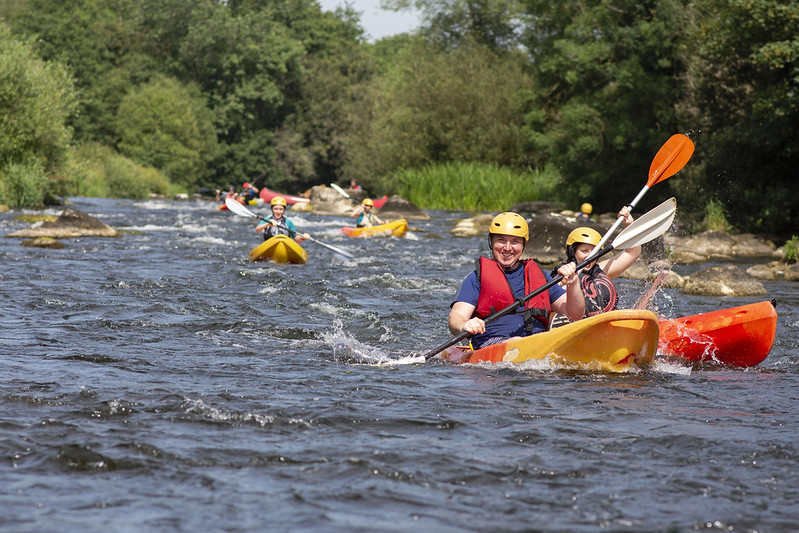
451, 262, 566, 348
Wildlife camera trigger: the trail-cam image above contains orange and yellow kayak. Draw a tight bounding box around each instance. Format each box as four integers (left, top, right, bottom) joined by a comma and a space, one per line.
658, 300, 777, 367
342, 219, 407, 238
248, 235, 308, 264
439, 309, 660, 372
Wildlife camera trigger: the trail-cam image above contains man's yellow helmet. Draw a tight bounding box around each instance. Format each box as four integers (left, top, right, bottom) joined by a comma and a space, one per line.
489, 212, 529, 242
270, 196, 287, 207
581, 203, 593, 214
362, 198, 374, 207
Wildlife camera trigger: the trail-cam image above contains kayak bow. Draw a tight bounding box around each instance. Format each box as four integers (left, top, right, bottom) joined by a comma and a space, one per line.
658, 300, 777, 367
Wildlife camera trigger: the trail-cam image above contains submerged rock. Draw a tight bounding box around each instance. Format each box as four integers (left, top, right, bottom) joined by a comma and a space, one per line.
682, 265, 767, 296
6, 208, 118, 239
21, 237, 66, 249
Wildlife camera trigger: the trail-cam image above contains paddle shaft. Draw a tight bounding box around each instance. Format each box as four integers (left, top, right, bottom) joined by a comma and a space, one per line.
422, 244, 619, 360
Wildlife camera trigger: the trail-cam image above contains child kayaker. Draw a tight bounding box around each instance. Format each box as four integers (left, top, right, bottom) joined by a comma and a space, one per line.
256, 196, 309, 243
350, 198, 385, 228
550, 206, 640, 327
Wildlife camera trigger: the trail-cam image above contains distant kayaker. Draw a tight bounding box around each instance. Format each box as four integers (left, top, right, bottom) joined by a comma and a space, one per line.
348, 179, 362, 191
350, 198, 385, 228
215, 186, 238, 202
576, 202, 593, 221
256, 196, 309, 243
550, 206, 640, 327
241, 182, 260, 203
448, 212, 584, 349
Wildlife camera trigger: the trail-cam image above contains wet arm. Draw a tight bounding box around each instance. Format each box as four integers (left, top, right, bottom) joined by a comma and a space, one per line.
449, 301, 484, 336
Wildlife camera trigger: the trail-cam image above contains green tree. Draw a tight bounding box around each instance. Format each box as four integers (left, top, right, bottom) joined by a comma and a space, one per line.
344, 39, 533, 192
685, 0, 799, 235
520, 0, 691, 212
383, 0, 526, 50
0, 23, 77, 206
116, 75, 218, 190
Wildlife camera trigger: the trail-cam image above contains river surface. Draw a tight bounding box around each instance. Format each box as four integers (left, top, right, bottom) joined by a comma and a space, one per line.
1, 197, 798, 532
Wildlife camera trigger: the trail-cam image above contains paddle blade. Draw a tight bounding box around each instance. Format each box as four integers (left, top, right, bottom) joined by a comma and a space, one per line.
330, 183, 351, 199
648, 134, 695, 187
225, 198, 257, 219
611, 197, 676, 250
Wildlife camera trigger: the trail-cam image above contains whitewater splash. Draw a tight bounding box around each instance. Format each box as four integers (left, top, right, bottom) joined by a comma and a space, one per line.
323, 320, 425, 366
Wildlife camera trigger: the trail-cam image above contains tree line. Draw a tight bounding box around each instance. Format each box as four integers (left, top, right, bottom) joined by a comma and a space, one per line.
0, 0, 796, 236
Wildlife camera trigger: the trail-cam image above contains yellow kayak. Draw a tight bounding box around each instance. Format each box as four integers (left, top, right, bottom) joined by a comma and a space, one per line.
342, 219, 407, 238
248, 235, 308, 264
439, 310, 659, 372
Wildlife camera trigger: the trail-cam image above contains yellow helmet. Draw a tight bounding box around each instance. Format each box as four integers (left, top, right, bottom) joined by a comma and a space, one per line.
270, 196, 287, 207
362, 198, 374, 207
581, 203, 593, 214
489, 212, 529, 242
566, 227, 601, 247
566, 227, 602, 260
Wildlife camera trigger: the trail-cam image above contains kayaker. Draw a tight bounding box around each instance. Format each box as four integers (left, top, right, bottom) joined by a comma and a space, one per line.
255, 196, 309, 243
241, 182, 260, 203
576, 202, 593, 221
215, 186, 238, 202
350, 198, 385, 228
550, 206, 640, 327
448, 212, 585, 349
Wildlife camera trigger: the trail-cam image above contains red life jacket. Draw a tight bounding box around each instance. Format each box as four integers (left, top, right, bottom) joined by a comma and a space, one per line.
474, 257, 551, 330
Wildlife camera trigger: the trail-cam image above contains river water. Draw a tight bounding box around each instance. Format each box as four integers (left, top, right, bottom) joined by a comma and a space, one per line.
1, 197, 798, 532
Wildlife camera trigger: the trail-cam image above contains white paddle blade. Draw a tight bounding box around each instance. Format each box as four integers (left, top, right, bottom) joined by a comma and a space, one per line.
611, 197, 676, 250
225, 198, 257, 218
330, 183, 351, 199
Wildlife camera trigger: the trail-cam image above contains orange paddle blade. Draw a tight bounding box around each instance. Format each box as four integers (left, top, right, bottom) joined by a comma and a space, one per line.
647, 134, 695, 187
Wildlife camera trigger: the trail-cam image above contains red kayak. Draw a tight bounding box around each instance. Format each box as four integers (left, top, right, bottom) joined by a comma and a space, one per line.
259, 186, 310, 205
371, 196, 388, 209
658, 300, 777, 367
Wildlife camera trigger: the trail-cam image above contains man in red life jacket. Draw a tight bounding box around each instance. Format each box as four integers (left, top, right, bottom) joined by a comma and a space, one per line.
448, 212, 584, 349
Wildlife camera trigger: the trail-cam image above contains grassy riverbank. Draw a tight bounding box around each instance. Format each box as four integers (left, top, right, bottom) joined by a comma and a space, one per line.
393, 161, 559, 212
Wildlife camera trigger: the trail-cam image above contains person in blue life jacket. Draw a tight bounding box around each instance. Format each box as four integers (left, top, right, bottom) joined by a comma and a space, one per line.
241, 182, 260, 203
255, 196, 309, 243
448, 212, 585, 349
350, 198, 385, 227
549, 206, 640, 328
576, 202, 593, 221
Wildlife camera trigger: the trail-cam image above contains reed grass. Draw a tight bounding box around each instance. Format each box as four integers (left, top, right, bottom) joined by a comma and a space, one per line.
393, 162, 558, 211
702, 198, 732, 232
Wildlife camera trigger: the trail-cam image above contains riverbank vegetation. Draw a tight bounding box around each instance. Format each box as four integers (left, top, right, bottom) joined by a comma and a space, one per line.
1, 0, 797, 237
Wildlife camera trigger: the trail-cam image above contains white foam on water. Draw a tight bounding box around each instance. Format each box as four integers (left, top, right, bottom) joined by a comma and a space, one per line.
322, 320, 422, 365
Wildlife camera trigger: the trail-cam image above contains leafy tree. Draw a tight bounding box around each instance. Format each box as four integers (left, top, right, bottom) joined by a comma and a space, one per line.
7, 0, 159, 143
0, 23, 77, 206
343, 39, 533, 193
686, 0, 799, 234
520, 0, 691, 212
116, 75, 218, 190
383, 0, 526, 50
